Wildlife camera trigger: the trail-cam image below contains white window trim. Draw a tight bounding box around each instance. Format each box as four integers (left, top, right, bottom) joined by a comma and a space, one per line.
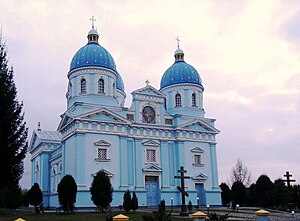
80, 78, 87, 94
35, 161, 40, 183
175, 93, 182, 107
192, 92, 197, 107
95, 147, 110, 162
193, 154, 204, 167
144, 148, 159, 164
52, 167, 57, 192
58, 163, 62, 174
98, 78, 105, 94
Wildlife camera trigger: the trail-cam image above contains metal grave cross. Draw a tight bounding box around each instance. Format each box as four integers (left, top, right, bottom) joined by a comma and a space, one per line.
174, 166, 190, 216
283, 171, 296, 188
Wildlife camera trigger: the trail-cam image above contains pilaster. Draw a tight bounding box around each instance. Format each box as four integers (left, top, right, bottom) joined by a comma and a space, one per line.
119, 136, 128, 187
135, 138, 143, 188
75, 133, 85, 189
161, 141, 170, 188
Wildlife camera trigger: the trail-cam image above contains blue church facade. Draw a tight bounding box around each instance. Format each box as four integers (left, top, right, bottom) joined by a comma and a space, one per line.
29, 26, 221, 208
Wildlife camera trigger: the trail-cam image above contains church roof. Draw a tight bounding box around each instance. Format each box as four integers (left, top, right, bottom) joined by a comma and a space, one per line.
70, 42, 116, 72
160, 60, 202, 89
160, 46, 202, 90
35, 130, 62, 142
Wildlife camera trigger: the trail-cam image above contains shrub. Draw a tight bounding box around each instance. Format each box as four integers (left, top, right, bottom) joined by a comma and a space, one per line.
57, 175, 77, 211
188, 201, 193, 212
159, 199, 166, 213
90, 170, 113, 209
28, 183, 43, 212
131, 191, 138, 213
0, 184, 22, 210
123, 190, 131, 213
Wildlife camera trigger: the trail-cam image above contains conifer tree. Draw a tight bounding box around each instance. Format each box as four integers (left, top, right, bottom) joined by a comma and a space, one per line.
90, 170, 113, 209
28, 183, 43, 212
123, 190, 131, 213
131, 191, 138, 213
231, 181, 247, 206
219, 183, 231, 206
58, 174, 77, 211
0, 35, 27, 208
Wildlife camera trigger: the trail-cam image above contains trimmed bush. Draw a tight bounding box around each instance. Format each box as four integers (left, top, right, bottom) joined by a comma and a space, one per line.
58, 175, 77, 211
90, 170, 113, 209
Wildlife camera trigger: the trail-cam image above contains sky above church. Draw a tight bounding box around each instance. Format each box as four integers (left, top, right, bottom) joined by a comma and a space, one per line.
1, 0, 299, 188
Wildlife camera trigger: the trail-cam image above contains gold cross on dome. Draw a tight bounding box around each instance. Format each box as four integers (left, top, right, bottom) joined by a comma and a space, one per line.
175, 36, 180, 48
145, 79, 150, 86
90, 16, 96, 28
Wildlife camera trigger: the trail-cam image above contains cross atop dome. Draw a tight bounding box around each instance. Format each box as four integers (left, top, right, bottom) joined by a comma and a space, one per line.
174, 36, 184, 61
175, 36, 180, 48
87, 16, 99, 43
90, 16, 96, 29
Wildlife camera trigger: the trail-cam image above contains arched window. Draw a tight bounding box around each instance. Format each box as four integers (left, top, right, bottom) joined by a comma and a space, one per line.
52, 167, 56, 192
175, 94, 181, 107
81, 78, 86, 93
35, 162, 39, 183
98, 79, 104, 93
112, 83, 115, 97
58, 164, 62, 182
192, 93, 196, 106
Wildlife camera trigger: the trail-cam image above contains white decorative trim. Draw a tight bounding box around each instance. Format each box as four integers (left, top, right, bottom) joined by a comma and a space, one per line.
94, 140, 111, 146
92, 169, 114, 177
142, 164, 162, 172
191, 147, 204, 153
142, 140, 159, 147
192, 173, 208, 181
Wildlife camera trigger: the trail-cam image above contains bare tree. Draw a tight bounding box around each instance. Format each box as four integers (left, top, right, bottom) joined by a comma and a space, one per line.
231, 159, 252, 187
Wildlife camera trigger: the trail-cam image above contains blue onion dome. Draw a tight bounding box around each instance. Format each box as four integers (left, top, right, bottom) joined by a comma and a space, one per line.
116, 71, 125, 91
160, 47, 202, 89
70, 28, 117, 72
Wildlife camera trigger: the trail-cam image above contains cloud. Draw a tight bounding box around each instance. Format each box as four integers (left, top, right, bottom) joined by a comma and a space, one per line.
280, 9, 300, 50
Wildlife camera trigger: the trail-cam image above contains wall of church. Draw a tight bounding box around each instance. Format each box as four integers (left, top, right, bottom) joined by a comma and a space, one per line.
161, 85, 205, 118
67, 69, 120, 108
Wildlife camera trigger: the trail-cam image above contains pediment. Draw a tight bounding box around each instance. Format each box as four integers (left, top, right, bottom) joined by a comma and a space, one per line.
191, 147, 204, 153
142, 140, 160, 147
57, 113, 73, 131
132, 85, 166, 97
192, 173, 208, 181
29, 131, 41, 151
77, 108, 130, 124
92, 169, 114, 177
142, 164, 162, 172
177, 119, 219, 134
94, 140, 111, 147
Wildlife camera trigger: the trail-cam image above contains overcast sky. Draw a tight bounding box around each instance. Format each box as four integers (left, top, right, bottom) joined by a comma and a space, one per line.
1, 0, 299, 189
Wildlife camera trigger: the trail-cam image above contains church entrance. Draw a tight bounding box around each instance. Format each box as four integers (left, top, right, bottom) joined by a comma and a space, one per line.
195, 183, 206, 206
145, 176, 160, 207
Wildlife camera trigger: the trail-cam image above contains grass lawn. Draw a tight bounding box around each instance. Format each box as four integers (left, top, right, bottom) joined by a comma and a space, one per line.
0, 210, 193, 221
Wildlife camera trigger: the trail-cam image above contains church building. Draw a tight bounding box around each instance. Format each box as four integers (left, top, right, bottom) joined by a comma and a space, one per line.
29, 24, 221, 208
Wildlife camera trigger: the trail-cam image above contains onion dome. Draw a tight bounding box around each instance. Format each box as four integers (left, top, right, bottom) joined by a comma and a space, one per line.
116, 71, 125, 92
69, 28, 124, 92
70, 28, 116, 71
160, 47, 202, 90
